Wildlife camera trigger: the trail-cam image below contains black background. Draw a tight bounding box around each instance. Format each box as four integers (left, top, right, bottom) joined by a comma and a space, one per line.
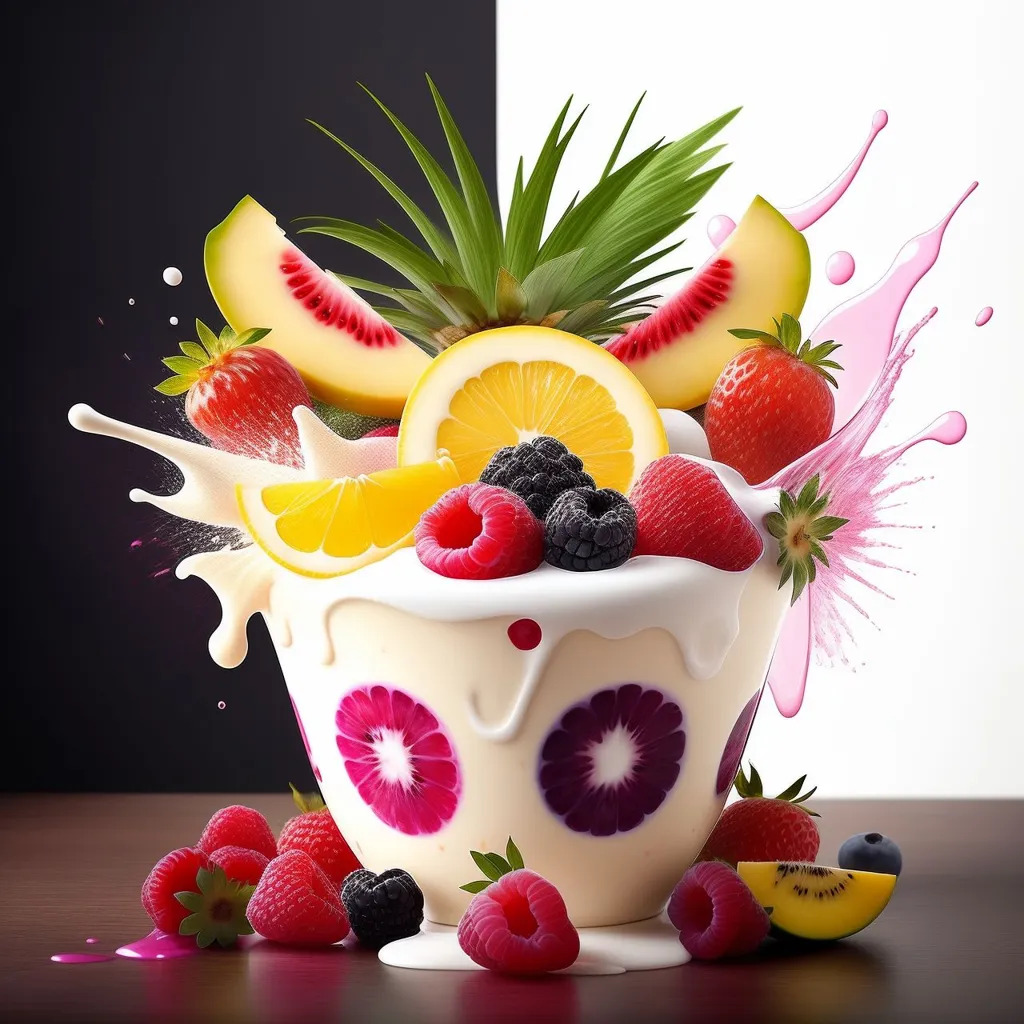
8, 0, 496, 791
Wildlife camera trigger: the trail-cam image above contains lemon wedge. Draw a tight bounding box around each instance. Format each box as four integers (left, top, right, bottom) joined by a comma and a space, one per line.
237, 456, 460, 578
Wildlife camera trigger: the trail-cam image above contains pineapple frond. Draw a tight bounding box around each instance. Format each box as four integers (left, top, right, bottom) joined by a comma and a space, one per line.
300, 78, 739, 354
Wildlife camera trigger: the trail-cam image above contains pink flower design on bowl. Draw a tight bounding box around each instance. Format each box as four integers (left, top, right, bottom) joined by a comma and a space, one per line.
335, 684, 461, 835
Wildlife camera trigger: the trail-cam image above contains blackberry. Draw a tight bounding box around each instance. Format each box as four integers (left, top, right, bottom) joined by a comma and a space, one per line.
544, 487, 637, 572
479, 436, 595, 520
341, 867, 424, 949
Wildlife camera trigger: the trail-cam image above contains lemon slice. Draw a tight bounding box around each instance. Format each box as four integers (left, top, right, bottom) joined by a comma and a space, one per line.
237, 456, 460, 578
397, 326, 669, 492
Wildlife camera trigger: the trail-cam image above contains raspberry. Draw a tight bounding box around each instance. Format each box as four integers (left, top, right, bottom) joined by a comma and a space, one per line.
667, 861, 769, 960
479, 436, 595, 519
196, 805, 277, 861
341, 868, 424, 949
543, 487, 637, 571
361, 423, 400, 437
457, 869, 580, 974
208, 845, 270, 886
277, 807, 361, 887
141, 847, 211, 933
415, 483, 543, 580
247, 851, 350, 946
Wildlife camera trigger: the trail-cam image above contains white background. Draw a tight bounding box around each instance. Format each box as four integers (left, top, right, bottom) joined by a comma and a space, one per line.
498, 0, 1023, 796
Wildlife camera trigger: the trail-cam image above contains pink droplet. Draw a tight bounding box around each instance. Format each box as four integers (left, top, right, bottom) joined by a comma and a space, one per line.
508, 618, 542, 651
85, 937, 99, 944
130, 539, 142, 549
826, 251, 856, 285
975, 306, 993, 327
217, 700, 226, 710
116, 929, 200, 960
707, 215, 736, 248
151, 568, 171, 578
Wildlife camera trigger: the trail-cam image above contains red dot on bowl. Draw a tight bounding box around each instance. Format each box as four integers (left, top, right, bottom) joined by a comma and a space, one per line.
507, 618, 542, 651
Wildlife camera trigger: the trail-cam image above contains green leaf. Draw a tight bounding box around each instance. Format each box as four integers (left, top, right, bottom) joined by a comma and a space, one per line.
162, 355, 202, 374
331, 273, 399, 299
505, 837, 524, 871
459, 880, 492, 894
495, 267, 527, 322
299, 218, 445, 297
426, 75, 503, 303
778, 313, 802, 350
808, 515, 849, 539
484, 852, 512, 877
470, 850, 503, 881
154, 376, 194, 397
308, 118, 458, 266
521, 249, 585, 319
537, 140, 663, 268
779, 489, 796, 519
175, 890, 204, 912
235, 328, 271, 347
196, 319, 222, 356
178, 914, 202, 937
504, 98, 585, 280
600, 93, 645, 181
764, 511, 787, 540
747, 763, 764, 797
554, 299, 609, 336
797, 475, 820, 508
729, 328, 778, 343
774, 775, 808, 802
433, 283, 490, 327
195, 867, 216, 894
793, 785, 818, 805
358, 83, 484, 297
179, 341, 208, 362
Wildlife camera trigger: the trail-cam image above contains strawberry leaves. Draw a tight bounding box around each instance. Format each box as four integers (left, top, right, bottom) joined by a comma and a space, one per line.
175, 865, 256, 948
154, 319, 271, 397
729, 314, 843, 388
733, 763, 819, 816
765, 474, 849, 605
459, 837, 525, 893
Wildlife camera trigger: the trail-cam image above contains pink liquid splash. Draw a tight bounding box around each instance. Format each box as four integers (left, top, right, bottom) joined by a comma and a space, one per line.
783, 110, 888, 231
116, 929, 201, 960
975, 306, 993, 326
826, 251, 856, 285
824, 182, 977, 433
51, 952, 116, 964
764, 308, 967, 717
706, 214, 736, 247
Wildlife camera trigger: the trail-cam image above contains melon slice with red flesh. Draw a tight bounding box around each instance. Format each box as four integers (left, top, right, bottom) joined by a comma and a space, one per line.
606, 196, 810, 411
204, 196, 429, 418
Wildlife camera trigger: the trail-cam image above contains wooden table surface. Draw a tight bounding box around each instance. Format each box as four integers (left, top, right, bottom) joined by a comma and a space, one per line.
2, 795, 1022, 1023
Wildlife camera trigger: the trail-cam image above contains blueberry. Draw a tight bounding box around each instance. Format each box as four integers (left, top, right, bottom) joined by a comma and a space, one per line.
837, 832, 902, 876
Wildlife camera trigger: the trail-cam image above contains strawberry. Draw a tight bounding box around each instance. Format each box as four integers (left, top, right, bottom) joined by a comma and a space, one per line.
196, 805, 278, 861
628, 455, 763, 571
247, 850, 350, 946
154, 319, 312, 468
698, 763, 820, 866
276, 785, 361, 887
705, 314, 842, 485
141, 847, 211, 933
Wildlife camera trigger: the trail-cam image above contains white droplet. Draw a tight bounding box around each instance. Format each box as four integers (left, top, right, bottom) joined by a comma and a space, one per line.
217, 700, 226, 710
169, 316, 179, 326
128, 298, 135, 306
162, 267, 183, 287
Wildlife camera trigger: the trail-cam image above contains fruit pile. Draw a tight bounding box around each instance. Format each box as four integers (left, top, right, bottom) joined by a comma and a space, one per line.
414, 440, 766, 581
140, 767, 902, 969
140, 789, 422, 950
